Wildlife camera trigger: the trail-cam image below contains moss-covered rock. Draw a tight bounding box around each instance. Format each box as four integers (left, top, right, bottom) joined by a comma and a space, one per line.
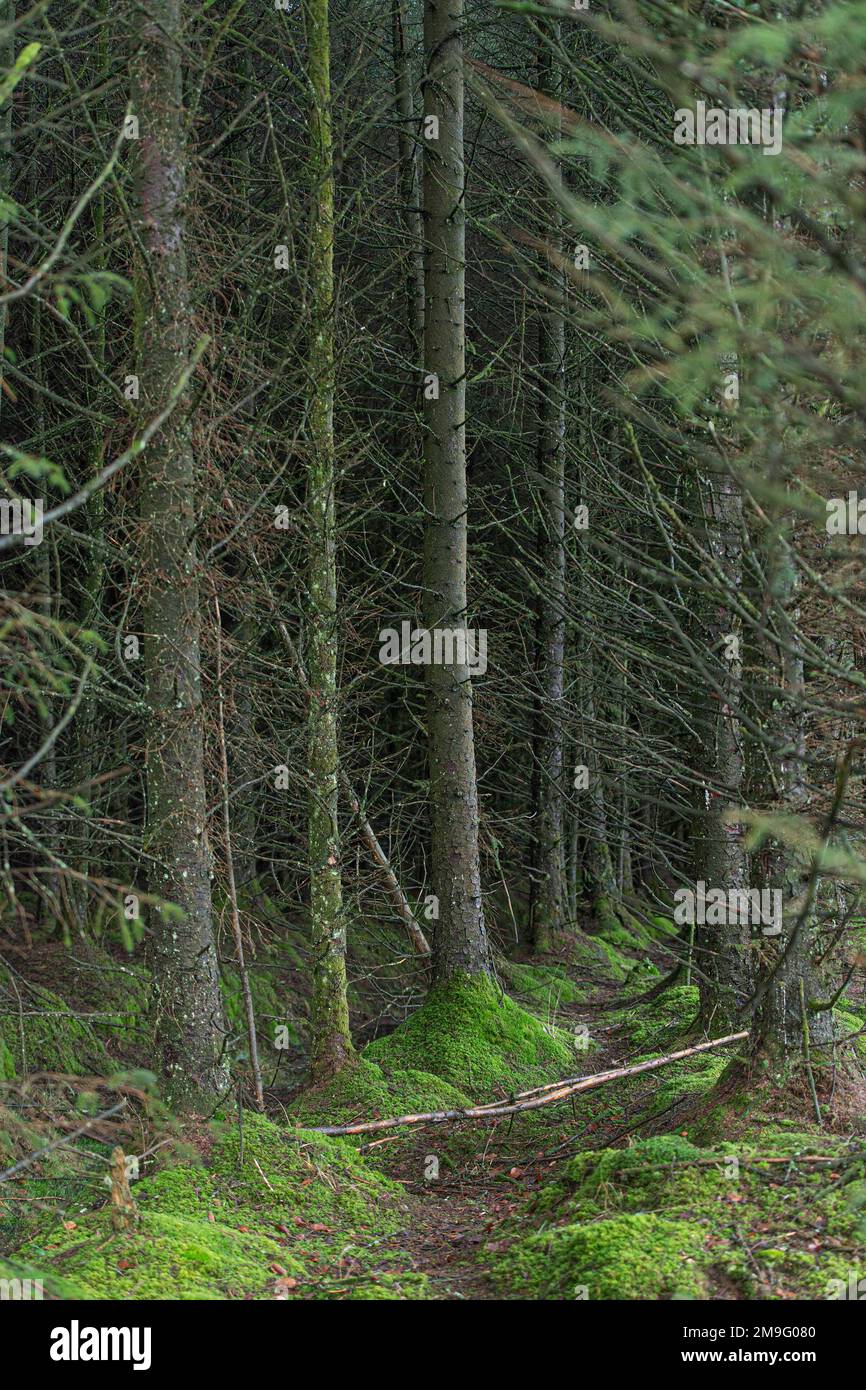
365, 974, 574, 1098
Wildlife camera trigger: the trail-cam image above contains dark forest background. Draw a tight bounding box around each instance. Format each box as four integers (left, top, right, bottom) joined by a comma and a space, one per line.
1, 0, 865, 1305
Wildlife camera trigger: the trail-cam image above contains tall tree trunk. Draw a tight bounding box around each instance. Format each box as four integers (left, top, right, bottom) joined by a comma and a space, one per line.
422, 0, 492, 983
531, 21, 567, 953
134, 0, 227, 1110
392, 0, 424, 361
752, 467, 833, 1059
693, 457, 752, 1031
581, 654, 620, 934
304, 0, 353, 1081
0, 1, 12, 419
72, 0, 109, 929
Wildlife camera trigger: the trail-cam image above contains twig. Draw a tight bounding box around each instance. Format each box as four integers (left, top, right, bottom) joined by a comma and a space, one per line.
0, 1099, 128, 1183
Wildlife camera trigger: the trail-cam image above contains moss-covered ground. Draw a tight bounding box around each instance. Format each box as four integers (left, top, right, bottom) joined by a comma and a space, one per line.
3, 908, 864, 1301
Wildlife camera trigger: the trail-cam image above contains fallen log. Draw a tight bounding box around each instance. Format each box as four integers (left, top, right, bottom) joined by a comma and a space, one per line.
309, 1029, 749, 1136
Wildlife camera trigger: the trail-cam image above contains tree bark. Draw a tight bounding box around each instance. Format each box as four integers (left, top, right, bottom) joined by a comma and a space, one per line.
134, 0, 228, 1110
752, 472, 833, 1059
693, 458, 752, 1031
422, 0, 492, 983
304, 0, 354, 1081
530, 22, 567, 953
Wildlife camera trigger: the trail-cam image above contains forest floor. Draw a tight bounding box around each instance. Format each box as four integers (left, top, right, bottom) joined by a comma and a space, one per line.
2, 913, 866, 1300
360, 974, 631, 1300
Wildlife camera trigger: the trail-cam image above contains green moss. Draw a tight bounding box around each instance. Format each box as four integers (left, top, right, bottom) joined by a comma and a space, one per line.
621, 984, 700, 1053
650, 1052, 729, 1117
0, 1104, 109, 1253
598, 910, 651, 952
589, 934, 633, 982
583, 1132, 689, 1179
309, 1267, 433, 1300
0, 967, 111, 1079
490, 1211, 707, 1300
365, 974, 574, 1098
497, 959, 589, 1011
487, 1129, 866, 1301
0, 1254, 96, 1301
20, 1209, 298, 1300
834, 1005, 866, 1063
293, 1056, 470, 1131
143, 1111, 406, 1239
651, 915, 678, 937
9, 1112, 418, 1301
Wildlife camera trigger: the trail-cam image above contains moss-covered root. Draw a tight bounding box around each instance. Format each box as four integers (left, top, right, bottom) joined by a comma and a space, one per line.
364, 973, 576, 1098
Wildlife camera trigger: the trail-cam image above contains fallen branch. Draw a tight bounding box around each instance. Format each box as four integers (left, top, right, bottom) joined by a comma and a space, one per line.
309, 1030, 749, 1136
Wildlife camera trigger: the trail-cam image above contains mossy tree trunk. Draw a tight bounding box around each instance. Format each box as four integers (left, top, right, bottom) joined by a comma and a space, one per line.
422, 0, 492, 983
304, 0, 354, 1081
134, 0, 228, 1110
530, 21, 567, 953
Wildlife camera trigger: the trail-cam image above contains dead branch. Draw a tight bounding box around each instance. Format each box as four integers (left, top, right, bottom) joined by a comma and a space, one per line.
309, 1030, 749, 1136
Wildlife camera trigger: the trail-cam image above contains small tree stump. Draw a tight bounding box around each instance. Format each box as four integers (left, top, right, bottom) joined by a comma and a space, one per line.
109, 1146, 139, 1233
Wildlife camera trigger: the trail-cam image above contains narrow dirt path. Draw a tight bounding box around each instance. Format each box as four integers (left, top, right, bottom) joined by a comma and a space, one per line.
369, 975, 649, 1299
